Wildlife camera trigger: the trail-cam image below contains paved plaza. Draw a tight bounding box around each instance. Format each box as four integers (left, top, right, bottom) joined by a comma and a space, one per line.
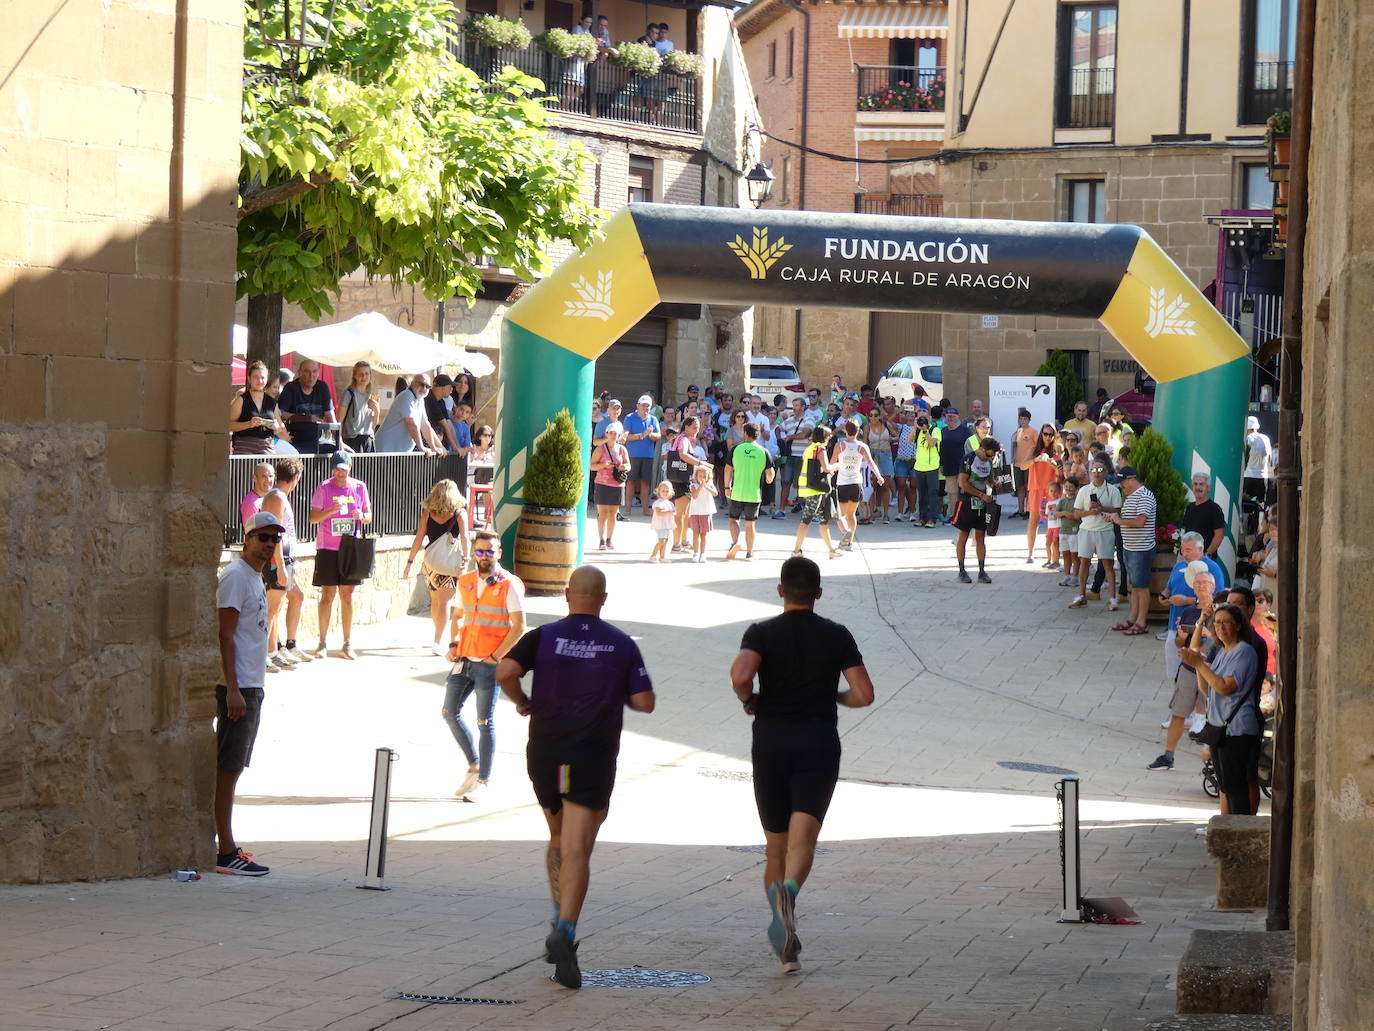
1, 518, 1265, 1030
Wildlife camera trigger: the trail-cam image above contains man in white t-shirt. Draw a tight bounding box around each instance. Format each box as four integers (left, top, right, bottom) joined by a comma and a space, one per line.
1243, 415, 1273, 503
1067, 462, 1123, 611
375, 374, 444, 454
214, 510, 280, 876
777, 398, 815, 514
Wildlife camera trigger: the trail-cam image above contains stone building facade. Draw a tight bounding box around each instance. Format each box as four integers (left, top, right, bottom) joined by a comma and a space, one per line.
1, 0, 241, 880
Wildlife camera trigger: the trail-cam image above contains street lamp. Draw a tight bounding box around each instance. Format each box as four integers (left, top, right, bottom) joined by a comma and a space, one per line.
745, 162, 775, 208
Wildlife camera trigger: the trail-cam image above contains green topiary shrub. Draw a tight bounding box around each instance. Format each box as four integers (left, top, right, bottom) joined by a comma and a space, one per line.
1131, 426, 1189, 535
522, 409, 584, 510
611, 40, 662, 76
1035, 349, 1085, 423
465, 14, 533, 51
535, 27, 597, 61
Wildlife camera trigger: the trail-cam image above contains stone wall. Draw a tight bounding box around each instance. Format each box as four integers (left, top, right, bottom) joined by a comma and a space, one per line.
940, 143, 1262, 406
1293, 1, 1374, 1026
0, 0, 242, 881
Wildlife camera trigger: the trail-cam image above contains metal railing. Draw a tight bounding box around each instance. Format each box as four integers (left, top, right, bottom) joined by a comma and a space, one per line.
1060, 66, 1115, 128
448, 30, 700, 133
1241, 60, 1294, 125
224, 453, 471, 548
855, 194, 943, 217
855, 65, 945, 110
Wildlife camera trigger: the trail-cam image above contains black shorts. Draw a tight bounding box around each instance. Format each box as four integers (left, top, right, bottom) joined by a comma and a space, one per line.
751, 720, 841, 834
836, 483, 861, 504
312, 548, 362, 587
951, 498, 988, 533
1013, 465, 1029, 491
593, 482, 624, 507
728, 499, 760, 522
627, 456, 655, 483
1215, 733, 1263, 812
670, 479, 690, 501
216, 685, 264, 772
528, 738, 617, 814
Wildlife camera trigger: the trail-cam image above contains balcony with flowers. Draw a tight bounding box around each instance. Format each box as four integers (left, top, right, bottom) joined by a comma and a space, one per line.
854, 65, 946, 142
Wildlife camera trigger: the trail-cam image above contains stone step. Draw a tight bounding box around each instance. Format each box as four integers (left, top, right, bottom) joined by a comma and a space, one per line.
1178, 929, 1295, 1015
1147, 1017, 1291, 1030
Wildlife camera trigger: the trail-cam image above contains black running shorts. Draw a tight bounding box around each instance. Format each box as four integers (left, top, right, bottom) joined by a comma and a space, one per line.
527, 738, 617, 815
836, 484, 861, 504
751, 720, 841, 834
215, 685, 264, 772
728, 500, 760, 522
951, 498, 988, 533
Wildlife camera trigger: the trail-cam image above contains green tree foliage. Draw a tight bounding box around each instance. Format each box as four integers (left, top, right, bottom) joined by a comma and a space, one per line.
1131, 427, 1189, 532
239, 0, 598, 321
522, 409, 584, 509
1035, 349, 1084, 423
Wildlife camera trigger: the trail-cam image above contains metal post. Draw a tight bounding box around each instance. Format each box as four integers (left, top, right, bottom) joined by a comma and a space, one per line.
1057, 776, 1084, 923
359, 747, 398, 891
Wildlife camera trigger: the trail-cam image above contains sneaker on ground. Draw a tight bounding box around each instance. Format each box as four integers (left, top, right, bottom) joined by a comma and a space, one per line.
1156, 631, 1170, 641
1068, 596, 1086, 608
430, 642, 443, 656
461, 779, 488, 802
265, 662, 280, 673
771, 510, 787, 519
287, 646, 313, 664
1108, 599, 1120, 611
271, 653, 296, 672
894, 513, 906, 522
455, 769, 480, 799
765, 882, 787, 959
743, 553, 754, 561
1160, 717, 1172, 729
274, 649, 297, 666
545, 927, 582, 989
216, 849, 269, 876
726, 543, 741, 561
774, 883, 801, 972
341, 642, 357, 660
312, 641, 328, 659
958, 571, 973, 584
790, 503, 803, 513
615, 512, 626, 522
978, 571, 992, 584
1146, 754, 1175, 771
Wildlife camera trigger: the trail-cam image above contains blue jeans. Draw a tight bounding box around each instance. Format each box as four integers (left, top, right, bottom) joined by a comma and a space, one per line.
915, 469, 941, 522
443, 660, 497, 780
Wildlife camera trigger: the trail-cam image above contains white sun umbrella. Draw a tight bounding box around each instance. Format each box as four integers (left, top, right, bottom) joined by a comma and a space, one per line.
277, 311, 494, 377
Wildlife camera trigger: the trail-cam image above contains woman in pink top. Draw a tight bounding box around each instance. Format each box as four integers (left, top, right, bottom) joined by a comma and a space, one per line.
308, 453, 372, 659
590, 422, 630, 550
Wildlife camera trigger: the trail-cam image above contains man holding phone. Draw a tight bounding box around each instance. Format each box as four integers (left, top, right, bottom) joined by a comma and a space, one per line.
1067, 462, 1122, 610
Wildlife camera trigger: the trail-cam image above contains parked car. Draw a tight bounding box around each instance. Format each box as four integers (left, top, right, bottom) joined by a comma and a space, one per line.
1110, 370, 1156, 428
746, 355, 805, 400
875, 355, 943, 403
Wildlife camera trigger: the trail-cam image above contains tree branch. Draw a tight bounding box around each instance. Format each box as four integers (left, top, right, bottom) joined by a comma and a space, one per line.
239, 171, 335, 219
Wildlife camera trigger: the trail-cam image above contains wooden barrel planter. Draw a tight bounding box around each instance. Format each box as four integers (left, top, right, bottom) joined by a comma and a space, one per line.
514, 505, 578, 595
1149, 547, 1178, 614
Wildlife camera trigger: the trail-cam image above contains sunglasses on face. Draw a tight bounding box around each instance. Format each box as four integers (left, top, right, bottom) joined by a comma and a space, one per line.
252, 532, 283, 543
473, 548, 495, 557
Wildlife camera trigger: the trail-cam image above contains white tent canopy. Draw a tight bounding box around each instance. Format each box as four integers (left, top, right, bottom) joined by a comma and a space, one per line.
232, 312, 494, 377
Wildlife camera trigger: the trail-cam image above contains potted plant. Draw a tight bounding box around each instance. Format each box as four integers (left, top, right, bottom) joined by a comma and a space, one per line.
611, 40, 663, 77
1266, 108, 1291, 167
513, 409, 585, 595
661, 50, 702, 77
465, 13, 533, 51
536, 27, 597, 61
926, 74, 947, 112
1130, 427, 1191, 612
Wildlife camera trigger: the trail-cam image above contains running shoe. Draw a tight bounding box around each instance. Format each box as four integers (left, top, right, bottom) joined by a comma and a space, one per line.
727, 543, 741, 560
1108, 599, 1120, 612
455, 769, 480, 799
775, 883, 801, 973
765, 882, 787, 959
857, 518, 873, 526
978, 571, 992, 584
957, 571, 973, 584
1156, 631, 1170, 641
265, 662, 279, 674
270, 653, 296, 672
341, 642, 357, 660
894, 513, 906, 522
287, 646, 313, 664
1146, 754, 1175, 771
615, 512, 626, 522
925, 520, 939, 528
216, 849, 269, 876
742, 553, 754, 562
312, 641, 328, 659
545, 927, 582, 989
598, 540, 607, 551
771, 510, 787, 519
1068, 596, 1086, 608
430, 642, 443, 656
790, 503, 803, 513
274, 649, 298, 667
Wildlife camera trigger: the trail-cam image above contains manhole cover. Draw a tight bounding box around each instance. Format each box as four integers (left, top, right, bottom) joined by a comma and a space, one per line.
389, 993, 519, 1005
727, 844, 827, 856
578, 968, 710, 989
997, 761, 1078, 775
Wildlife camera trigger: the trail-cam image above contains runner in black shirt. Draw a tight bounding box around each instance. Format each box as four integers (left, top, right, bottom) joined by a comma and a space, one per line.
729, 556, 875, 974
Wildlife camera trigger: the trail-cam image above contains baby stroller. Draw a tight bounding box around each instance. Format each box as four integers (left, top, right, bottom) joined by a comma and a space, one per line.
1200, 710, 1274, 799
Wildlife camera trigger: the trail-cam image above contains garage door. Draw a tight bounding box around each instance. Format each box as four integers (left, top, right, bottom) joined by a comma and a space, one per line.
595, 317, 666, 407
869, 311, 942, 384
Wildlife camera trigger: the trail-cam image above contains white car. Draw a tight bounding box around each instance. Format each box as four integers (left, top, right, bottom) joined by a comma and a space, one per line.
746, 355, 806, 402
876, 355, 943, 403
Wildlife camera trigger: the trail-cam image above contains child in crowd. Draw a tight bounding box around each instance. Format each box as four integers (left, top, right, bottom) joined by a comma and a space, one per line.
648, 480, 676, 563
1041, 480, 1062, 570
687, 463, 717, 563
1056, 475, 1081, 586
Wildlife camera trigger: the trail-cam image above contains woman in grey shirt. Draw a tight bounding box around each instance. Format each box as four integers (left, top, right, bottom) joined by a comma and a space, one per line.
339, 361, 381, 452
1180, 603, 1262, 815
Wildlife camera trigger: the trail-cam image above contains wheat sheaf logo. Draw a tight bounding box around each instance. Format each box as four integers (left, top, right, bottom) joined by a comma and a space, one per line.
1144, 287, 1198, 338
564, 270, 614, 321
728, 227, 793, 280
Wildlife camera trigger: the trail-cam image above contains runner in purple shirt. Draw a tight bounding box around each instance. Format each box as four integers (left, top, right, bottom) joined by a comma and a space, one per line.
497, 566, 655, 990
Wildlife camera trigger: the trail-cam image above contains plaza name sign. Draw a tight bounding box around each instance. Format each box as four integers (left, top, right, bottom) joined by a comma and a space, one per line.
637, 206, 1141, 318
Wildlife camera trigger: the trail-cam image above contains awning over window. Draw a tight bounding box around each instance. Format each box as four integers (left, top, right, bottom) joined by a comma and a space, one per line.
838, 4, 949, 39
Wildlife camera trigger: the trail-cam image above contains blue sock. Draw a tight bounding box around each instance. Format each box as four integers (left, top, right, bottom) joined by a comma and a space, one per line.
783, 878, 799, 899
1164, 750, 1175, 762
555, 918, 577, 942
551, 902, 560, 924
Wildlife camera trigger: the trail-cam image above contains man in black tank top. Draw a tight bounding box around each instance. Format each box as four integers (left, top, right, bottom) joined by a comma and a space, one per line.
729, 557, 875, 974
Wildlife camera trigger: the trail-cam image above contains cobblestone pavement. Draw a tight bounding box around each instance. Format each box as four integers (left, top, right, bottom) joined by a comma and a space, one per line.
2, 516, 1265, 1030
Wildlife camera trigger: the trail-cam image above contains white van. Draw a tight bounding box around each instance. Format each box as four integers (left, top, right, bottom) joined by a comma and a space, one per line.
746, 356, 806, 401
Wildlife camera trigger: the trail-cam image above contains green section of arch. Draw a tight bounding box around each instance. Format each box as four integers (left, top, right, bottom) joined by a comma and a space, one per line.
493, 321, 594, 564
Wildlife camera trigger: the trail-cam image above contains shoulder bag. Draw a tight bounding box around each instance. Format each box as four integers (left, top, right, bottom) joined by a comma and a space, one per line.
337, 520, 376, 582
605, 443, 629, 483
423, 517, 466, 576
1195, 666, 1256, 748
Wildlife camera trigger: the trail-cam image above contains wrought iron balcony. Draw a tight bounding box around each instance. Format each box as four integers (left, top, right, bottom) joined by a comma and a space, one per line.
855, 193, 943, 217
856, 65, 946, 112
1059, 66, 1115, 128
1241, 60, 1294, 126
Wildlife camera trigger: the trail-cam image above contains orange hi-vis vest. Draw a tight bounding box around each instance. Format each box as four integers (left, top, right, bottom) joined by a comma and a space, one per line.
457, 569, 517, 660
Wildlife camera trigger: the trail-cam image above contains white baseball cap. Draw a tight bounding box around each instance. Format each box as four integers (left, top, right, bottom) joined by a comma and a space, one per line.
637, 394, 653, 406
245, 511, 285, 534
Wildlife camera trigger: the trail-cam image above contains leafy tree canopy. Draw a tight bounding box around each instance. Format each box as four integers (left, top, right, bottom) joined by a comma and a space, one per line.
239, 0, 598, 320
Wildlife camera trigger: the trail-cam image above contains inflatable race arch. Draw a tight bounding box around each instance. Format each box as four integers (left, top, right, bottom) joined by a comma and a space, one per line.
495, 203, 1251, 568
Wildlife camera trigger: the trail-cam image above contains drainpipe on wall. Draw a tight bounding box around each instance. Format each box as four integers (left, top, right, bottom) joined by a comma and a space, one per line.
1268, 0, 1315, 935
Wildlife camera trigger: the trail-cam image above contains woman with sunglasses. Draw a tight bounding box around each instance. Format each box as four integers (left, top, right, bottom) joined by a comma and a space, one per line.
1025, 424, 1061, 563
471, 425, 496, 485
1179, 603, 1263, 815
